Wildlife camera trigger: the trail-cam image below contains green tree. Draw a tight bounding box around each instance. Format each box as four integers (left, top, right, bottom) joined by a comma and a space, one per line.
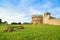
0, 19, 2, 23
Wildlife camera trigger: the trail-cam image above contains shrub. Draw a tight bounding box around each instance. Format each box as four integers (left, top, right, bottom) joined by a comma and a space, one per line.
0, 19, 2, 23
3, 21, 8, 24
11, 22, 21, 25
23, 22, 31, 25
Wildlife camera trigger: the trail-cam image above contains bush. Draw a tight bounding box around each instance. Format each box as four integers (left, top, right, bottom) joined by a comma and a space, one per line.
23, 22, 31, 25
3, 21, 8, 24
11, 22, 21, 25
0, 19, 2, 23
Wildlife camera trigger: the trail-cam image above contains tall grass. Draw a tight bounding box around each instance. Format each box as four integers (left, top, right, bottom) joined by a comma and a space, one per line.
0, 24, 60, 40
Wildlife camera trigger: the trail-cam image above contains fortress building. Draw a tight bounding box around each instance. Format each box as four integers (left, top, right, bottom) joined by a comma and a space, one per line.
32, 14, 43, 25
31, 12, 60, 25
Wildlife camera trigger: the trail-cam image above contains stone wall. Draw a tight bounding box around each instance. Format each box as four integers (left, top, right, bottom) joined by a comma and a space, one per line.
43, 12, 60, 25
48, 19, 60, 25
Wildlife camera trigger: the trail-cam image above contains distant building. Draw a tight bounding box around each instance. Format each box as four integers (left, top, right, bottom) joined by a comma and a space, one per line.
31, 12, 60, 25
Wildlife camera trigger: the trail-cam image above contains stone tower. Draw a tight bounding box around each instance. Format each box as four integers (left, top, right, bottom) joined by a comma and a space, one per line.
43, 12, 50, 24
32, 14, 43, 25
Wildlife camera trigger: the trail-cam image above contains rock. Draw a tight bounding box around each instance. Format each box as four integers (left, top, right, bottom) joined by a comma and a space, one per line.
4, 27, 14, 32
17, 25, 24, 29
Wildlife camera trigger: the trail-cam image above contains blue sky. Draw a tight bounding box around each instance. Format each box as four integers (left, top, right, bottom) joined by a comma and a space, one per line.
0, 0, 60, 23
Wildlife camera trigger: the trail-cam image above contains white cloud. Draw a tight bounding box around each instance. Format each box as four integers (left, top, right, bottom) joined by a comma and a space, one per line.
0, 0, 60, 24
29, 7, 42, 15
0, 7, 27, 24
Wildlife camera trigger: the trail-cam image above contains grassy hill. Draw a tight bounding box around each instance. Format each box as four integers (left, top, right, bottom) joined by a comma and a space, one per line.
0, 24, 60, 40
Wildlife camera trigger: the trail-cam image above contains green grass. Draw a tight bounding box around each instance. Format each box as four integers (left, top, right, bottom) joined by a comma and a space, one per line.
0, 24, 60, 40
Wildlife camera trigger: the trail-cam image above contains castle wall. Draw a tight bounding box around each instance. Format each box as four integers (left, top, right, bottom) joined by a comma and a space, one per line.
43, 18, 60, 25
43, 12, 60, 25
31, 12, 60, 25
32, 18, 43, 24
48, 19, 60, 25
32, 15, 43, 25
